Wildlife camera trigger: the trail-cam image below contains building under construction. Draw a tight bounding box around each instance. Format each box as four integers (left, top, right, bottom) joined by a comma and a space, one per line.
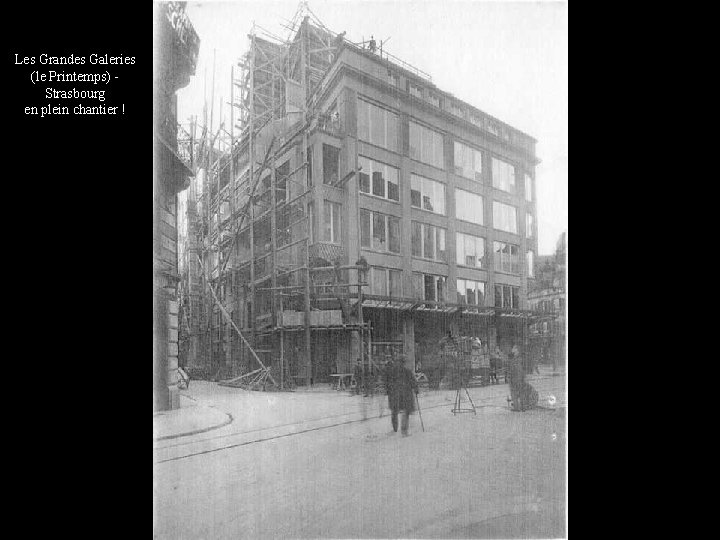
176, 5, 552, 390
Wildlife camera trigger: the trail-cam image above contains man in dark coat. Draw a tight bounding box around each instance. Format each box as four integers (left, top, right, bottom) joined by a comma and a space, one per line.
508, 345, 539, 411
385, 358, 419, 436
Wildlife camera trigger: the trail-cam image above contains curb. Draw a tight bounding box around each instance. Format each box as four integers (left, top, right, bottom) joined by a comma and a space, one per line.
154, 408, 234, 442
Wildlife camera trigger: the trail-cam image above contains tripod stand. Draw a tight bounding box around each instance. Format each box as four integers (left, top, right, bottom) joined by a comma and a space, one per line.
450, 357, 476, 415
452, 385, 477, 415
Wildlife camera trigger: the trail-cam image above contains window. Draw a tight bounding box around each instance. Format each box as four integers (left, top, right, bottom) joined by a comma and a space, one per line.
454, 142, 482, 181
427, 92, 440, 107
457, 279, 486, 306
411, 174, 445, 215
526, 213, 534, 238
323, 201, 342, 243
387, 71, 399, 87
494, 284, 519, 309
411, 222, 446, 262
409, 121, 444, 169
455, 189, 484, 224
525, 174, 533, 202
358, 157, 399, 202
493, 201, 517, 234
357, 99, 398, 152
370, 267, 403, 297
492, 158, 516, 193
456, 232, 485, 268
494, 241, 520, 274
409, 83, 423, 99
322, 144, 339, 185
360, 209, 401, 253
413, 273, 446, 302
527, 250, 535, 278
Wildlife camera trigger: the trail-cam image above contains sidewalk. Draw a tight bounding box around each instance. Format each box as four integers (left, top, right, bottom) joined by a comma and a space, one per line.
153, 394, 233, 441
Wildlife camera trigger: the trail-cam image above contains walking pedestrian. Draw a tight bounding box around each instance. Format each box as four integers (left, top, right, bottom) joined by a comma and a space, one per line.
385, 357, 419, 436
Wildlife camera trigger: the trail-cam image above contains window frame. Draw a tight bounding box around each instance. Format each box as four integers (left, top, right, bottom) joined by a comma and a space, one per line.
357, 98, 399, 152
492, 201, 518, 234
413, 272, 447, 302
410, 173, 446, 215
359, 209, 401, 254
456, 278, 486, 306
358, 155, 400, 203
491, 157, 517, 194
494, 284, 520, 309
370, 266, 403, 297
409, 120, 445, 170
453, 141, 483, 181
493, 241, 521, 275
411, 221, 447, 262
456, 232, 486, 269
323, 200, 342, 244
455, 188, 484, 225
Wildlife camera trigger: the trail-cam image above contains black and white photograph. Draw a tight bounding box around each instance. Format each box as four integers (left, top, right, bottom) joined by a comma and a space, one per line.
153, 0, 568, 537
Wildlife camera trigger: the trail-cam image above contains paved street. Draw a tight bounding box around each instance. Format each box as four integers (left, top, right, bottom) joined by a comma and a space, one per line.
153, 372, 566, 539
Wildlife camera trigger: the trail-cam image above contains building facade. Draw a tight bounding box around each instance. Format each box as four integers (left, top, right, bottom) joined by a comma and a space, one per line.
180, 17, 541, 385
153, 2, 199, 410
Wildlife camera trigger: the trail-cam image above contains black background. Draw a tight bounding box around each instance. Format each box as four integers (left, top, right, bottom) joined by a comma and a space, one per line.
3, 3, 146, 530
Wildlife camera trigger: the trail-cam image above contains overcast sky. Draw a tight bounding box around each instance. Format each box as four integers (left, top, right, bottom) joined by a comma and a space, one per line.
177, 0, 568, 255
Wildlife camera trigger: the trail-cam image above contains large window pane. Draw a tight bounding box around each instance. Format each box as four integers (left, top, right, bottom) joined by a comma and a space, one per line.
412, 273, 424, 299
493, 201, 517, 234
358, 99, 398, 152
457, 279, 467, 304
372, 213, 386, 250
359, 157, 399, 202
409, 122, 420, 161
423, 223, 435, 259
410, 121, 444, 169
388, 216, 400, 253
411, 222, 422, 257
410, 175, 421, 207
492, 158, 516, 193
372, 171, 385, 197
436, 276, 446, 302
411, 174, 445, 215
323, 145, 339, 184
424, 275, 435, 301
358, 156, 370, 193
372, 267, 387, 296
456, 189, 483, 224
389, 270, 402, 297
436, 228, 446, 262
494, 285, 502, 307
526, 213, 534, 238
387, 167, 399, 201
370, 104, 384, 146
360, 209, 370, 248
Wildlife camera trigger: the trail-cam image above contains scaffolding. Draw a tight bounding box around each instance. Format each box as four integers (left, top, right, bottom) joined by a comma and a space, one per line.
178, 4, 372, 390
